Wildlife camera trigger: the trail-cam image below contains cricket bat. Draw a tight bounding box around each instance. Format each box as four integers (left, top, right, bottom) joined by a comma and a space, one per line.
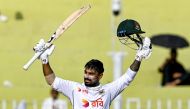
23, 5, 91, 70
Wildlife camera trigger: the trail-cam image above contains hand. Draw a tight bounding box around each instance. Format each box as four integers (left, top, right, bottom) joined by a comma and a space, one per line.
33, 39, 55, 64
165, 79, 181, 87
135, 37, 152, 61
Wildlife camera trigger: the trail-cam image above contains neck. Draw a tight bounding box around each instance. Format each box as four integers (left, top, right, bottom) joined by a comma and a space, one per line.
85, 82, 100, 87
52, 97, 57, 101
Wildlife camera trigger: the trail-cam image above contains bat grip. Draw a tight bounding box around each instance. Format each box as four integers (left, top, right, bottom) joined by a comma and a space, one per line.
23, 42, 52, 70
23, 52, 42, 70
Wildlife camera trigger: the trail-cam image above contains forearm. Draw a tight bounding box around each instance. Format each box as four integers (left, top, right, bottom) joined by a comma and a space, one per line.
130, 60, 141, 72
42, 63, 54, 76
33, 39, 56, 85
43, 63, 55, 85
131, 37, 151, 72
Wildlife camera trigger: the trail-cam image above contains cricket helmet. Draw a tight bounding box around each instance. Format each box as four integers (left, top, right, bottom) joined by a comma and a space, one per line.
117, 19, 145, 37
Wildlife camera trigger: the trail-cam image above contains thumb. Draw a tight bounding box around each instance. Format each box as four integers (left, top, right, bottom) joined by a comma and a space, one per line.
39, 38, 45, 45
143, 37, 151, 49
47, 45, 55, 56
144, 49, 152, 60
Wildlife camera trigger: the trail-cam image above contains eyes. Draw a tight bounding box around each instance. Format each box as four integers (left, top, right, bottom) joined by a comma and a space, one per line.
84, 70, 96, 76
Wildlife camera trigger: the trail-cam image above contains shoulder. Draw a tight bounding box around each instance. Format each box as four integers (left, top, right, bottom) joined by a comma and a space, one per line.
102, 83, 112, 91
56, 99, 67, 103
53, 77, 80, 85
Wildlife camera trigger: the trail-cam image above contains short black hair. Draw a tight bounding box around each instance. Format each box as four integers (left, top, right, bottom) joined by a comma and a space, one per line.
85, 59, 104, 74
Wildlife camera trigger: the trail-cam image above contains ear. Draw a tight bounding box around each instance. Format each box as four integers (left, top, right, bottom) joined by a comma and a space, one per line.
98, 73, 103, 80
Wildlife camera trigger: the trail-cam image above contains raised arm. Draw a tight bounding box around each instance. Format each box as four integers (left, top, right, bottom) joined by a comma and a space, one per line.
130, 37, 152, 72
108, 37, 152, 100
43, 63, 54, 76
43, 63, 56, 85
130, 60, 141, 72
33, 39, 56, 85
34, 39, 77, 100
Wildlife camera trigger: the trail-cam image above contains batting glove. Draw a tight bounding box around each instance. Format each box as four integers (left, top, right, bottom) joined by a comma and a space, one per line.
33, 39, 55, 64
135, 37, 152, 61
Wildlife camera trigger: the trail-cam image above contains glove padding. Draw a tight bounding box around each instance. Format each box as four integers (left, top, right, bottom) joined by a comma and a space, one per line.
33, 39, 55, 64
135, 37, 152, 61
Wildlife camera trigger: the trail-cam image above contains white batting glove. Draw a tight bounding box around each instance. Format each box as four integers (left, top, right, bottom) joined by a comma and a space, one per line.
33, 39, 55, 64
33, 39, 47, 52
135, 37, 152, 61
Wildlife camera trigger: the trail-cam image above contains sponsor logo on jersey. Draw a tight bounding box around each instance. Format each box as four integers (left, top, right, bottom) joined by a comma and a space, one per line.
77, 87, 88, 94
99, 89, 105, 95
91, 98, 104, 107
82, 99, 89, 108
77, 87, 81, 92
82, 89, 88, 94
81, 98, 104, 108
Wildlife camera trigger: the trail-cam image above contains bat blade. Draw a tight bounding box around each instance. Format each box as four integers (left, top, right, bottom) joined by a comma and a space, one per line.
47, 5, 91, 44
55, 5, 91, 39
23, 5, 91, 70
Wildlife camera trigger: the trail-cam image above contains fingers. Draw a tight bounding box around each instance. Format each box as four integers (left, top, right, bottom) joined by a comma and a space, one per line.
39, 44, 55, 64
144, 49, 152, 59
46, 45, 55, 55
39, 39, 45, 44
143, 37, 151, 48
33, 39, 46, 52
136, 37, 152, 61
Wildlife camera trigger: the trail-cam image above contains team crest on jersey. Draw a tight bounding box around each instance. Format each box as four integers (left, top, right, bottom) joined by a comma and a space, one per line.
99, 89, 105, 95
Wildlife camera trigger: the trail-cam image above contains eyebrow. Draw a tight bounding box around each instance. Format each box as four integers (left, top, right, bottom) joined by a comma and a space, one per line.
84, 70, 96, 74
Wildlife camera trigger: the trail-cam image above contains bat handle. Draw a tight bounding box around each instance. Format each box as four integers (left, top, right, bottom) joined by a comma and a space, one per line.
23, 52, 42, 70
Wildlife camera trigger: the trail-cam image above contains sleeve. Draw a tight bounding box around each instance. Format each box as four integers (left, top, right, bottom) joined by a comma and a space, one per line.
51, 77, 77, 100
106, 68, 137, 101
